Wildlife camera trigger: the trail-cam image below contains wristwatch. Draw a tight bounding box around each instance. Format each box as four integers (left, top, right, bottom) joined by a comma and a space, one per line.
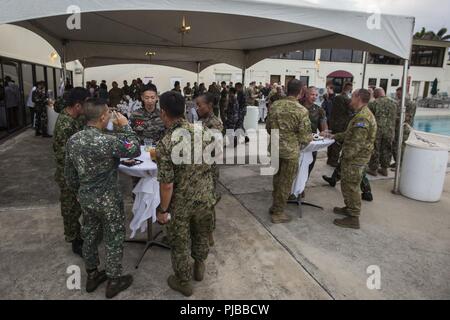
157, 205, 169, 215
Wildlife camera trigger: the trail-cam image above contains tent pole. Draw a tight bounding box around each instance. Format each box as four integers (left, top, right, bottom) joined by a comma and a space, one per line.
196, 62, 200, 84
82, 58, 86, 87
361, 51, 367, 88
61, 41, 67, 88
393, 59, 409, 194
242, 67, 246, 86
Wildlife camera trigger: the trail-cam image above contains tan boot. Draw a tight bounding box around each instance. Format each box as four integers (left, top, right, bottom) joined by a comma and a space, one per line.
194, 260, 205, 282
333, 216, 360, 229
271, 212, 292, 224
378, 168, 388, 177
366, 168, 378, 177
167, 275, 193, 297
333, 207, 352, 216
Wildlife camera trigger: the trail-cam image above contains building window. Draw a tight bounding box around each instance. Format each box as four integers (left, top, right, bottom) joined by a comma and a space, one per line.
411, 45, 445, 67
320, 49, 362, 63
215, 73, 232, 83
368, 53, 402, 65
368, 78, 377, 87
391, 79, 400, 87
271, 49, 315, 61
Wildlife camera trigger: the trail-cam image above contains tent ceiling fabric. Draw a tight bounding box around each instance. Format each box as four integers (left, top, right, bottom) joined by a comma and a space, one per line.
1, 0, 415, 71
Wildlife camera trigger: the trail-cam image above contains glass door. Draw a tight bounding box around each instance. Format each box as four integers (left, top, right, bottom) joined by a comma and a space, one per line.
1, 59, 22, 132
21, 63, 35, 126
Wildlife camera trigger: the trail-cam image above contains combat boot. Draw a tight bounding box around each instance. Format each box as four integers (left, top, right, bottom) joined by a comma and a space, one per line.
71, 238, 83, 257
105, 274, 133, 299
366, 168, 378, 177
271, 212, 292, 224
208, 233, 215, 247
361, 192, 373, 202
86, 269, 107, 293
194, 260, 205, 282
167, 275, 193, 297
287, 194, 298, 202
378, 168, 388, 177
322, 175, 337, 187
333, 216, 360, 229
333, 207, 352, 216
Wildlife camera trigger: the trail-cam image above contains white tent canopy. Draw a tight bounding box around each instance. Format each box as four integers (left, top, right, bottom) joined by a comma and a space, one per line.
0, 0, 415, 72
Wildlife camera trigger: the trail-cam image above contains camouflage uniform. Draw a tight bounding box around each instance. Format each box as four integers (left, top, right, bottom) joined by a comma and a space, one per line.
156, 119, 215, 284
305, 103, 327, 175
219, 87, 228, 124
130, 107, 165, 145
392, 98, 417, 163
53, 108, 84, 242
65, 125, 141, 278
334, 106, 377, 216
266, 96, 312, 215
200, 112, 224, 231
32, 89, 49, 135
328, 94, 352, 166
368, 97, 397, 170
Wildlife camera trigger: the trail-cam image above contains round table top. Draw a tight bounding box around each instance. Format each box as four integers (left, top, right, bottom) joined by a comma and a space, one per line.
119, 146, 157, 178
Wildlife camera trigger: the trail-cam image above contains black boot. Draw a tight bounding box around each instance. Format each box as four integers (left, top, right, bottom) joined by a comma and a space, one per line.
105, 275, 133, 299
72, 238, 83, 257
322, 175, 336, 187
361, 192, 373, 202
86, 269, 107, 293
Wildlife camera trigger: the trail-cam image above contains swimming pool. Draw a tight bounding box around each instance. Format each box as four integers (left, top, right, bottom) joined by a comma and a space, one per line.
414, 116, 450, 136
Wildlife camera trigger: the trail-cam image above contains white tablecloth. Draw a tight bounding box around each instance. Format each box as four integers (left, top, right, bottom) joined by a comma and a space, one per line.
119, 146, 159, 238
291, 139, 335, 197
47, 106, 58, 136
244, 106, 259, 131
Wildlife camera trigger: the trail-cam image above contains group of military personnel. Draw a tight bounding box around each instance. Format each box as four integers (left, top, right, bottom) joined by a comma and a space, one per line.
50, 76, 415, 298
52, 83, 224, 299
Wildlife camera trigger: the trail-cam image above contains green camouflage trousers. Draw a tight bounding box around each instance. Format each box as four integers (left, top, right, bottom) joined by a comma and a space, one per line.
35, 108, 48, 135
331, 163, 371, 194
327, 142, 342, 166
369, 133, 394, 170
271, 158, 298, 215
167, 203, 213, 283
81, 198, 125, 278
341, 162, 365, 216
57, 181, 82, 242
392, 125, 411, 163
212, 165, 220, 231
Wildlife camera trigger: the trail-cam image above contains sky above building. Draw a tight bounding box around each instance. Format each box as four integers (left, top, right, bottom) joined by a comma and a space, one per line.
253, 0, 450, 34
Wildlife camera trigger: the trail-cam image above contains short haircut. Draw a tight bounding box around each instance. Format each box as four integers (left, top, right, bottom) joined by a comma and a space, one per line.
159, 91, 185, 118
198, 92, 216, 105
235, 82, 243, 88
83, 98, 109, 122
343, 82, 353, 90
355, 89, 371, 104
141, 84, 158, 94
221, 81, 226, 85
68, 87, 89, 107
287, 79, 303, 96
174, 81, 180, 86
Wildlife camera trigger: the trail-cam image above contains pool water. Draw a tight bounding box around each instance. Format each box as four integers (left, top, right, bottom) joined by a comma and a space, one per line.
414, 116, 450, 136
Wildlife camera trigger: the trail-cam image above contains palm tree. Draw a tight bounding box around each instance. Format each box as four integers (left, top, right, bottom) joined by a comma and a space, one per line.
414, 27, 450, 41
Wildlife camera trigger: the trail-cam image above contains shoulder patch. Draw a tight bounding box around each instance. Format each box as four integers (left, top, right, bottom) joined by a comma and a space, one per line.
354, 122, 367, 128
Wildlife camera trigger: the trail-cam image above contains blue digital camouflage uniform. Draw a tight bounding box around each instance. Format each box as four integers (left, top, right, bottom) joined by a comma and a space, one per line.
156, 118, 215, 284
65, 124, 141, 277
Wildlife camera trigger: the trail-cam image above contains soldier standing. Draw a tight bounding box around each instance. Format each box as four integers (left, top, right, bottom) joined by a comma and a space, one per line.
266, 79, 312, 224
330, 89, 377, 229
219, 81, 228, 124
156, 91, 215, 297
32, 81, 52, 137
65, 99, 141, 298
53, 87, 89, 256
327, 82, 353, 167
129, 84, 165, 145
391, 87, 417, 169
196, 93, 224, 247
367, 88, 397, 176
